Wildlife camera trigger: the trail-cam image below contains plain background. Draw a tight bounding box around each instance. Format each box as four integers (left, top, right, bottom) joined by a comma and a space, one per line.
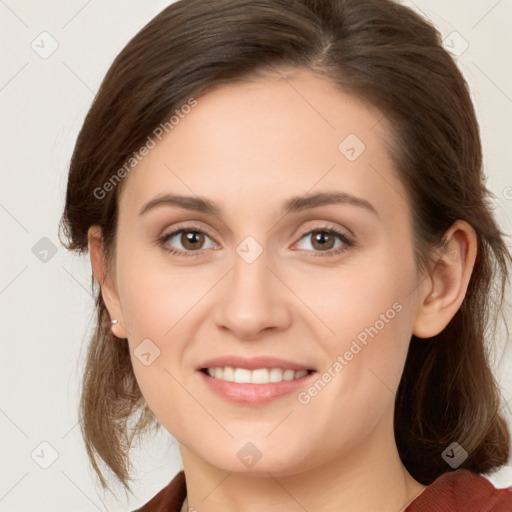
0, 0, 511, 510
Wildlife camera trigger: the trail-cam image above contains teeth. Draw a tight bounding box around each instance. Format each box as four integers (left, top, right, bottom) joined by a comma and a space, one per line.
205, 367, 309, 384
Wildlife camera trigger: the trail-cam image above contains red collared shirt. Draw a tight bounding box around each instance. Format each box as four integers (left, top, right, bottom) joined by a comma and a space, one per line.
133, 469, 512, 511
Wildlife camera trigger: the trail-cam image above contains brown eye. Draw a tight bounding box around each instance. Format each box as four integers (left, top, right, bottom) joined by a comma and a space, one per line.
180, 230, 206, 250
158, 227, 216, 256
309, 231, 337, 251
294, 227, 352, 256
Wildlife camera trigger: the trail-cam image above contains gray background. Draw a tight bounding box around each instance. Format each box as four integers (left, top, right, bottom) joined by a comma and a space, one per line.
0, 0, 511, 510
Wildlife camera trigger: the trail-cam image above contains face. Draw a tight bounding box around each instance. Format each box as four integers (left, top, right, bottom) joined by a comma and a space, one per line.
108, 67, 424, 476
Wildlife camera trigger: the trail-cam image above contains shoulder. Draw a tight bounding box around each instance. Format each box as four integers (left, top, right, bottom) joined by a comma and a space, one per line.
132, 470, 187, 512
407, 469, 512, 512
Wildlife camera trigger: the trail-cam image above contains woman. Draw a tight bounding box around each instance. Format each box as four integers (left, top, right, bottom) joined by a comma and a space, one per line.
59, 0, 512, 510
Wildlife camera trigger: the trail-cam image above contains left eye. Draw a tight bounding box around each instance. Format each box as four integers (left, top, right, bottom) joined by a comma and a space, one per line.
294, 228, 351, 254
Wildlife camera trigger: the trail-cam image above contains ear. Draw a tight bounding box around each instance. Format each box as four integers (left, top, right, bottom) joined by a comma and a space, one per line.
87, 225, 127, 339
412, 220, 477, 339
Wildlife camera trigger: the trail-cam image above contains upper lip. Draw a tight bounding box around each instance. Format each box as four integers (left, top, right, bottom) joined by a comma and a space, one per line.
198, 355, 315, 372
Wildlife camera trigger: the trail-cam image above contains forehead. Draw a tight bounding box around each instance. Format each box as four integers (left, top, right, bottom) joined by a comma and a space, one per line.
119, 68, 409, 224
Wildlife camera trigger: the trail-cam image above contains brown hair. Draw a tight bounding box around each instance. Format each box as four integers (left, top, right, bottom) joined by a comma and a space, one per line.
59, 0, 511, 495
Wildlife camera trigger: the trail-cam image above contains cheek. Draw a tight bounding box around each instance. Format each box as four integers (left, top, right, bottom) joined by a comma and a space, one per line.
308, 245, 416, 407
116, 252, 213, 418
116, 245, 205, 340
297, 247, 414, 350
302, 303, 413, 455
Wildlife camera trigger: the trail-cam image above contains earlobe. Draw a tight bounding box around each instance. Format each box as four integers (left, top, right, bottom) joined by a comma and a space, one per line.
412, 220, 477, 339
87, 225, 127, 339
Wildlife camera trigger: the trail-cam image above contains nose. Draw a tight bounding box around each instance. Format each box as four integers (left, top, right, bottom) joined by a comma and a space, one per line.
212, 245, 292, 340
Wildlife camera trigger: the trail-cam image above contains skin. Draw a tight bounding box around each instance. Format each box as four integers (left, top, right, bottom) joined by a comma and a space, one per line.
88, 67, 477, 511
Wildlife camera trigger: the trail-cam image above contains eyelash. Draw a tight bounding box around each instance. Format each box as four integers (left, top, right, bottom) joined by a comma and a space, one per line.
156, 223, 355, 259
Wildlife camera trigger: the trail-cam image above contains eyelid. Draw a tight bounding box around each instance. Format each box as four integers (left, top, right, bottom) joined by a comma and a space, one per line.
294, 221, 349, 240
159, 221, 218, 242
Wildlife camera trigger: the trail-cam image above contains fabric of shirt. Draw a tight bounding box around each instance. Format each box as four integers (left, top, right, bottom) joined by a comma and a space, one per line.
132, 469, 512, 511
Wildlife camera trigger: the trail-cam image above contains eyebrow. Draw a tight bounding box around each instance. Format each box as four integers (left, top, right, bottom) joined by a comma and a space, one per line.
138, 191, 379, 218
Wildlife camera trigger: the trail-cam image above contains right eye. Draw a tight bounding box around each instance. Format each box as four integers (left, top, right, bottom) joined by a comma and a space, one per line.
157, 226, 218, 258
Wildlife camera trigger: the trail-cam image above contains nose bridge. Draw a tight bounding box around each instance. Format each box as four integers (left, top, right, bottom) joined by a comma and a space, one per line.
213, 235, 291, 337
233, 238, 270, 295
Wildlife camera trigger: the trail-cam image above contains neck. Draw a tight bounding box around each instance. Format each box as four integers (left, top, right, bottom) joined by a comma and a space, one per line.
178, 414, 426, 512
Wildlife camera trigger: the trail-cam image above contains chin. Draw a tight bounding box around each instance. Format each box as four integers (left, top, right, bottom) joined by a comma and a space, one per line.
198, 441, 315, 477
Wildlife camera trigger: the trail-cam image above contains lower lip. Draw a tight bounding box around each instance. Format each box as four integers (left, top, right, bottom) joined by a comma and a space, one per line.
198, 370, 317, 405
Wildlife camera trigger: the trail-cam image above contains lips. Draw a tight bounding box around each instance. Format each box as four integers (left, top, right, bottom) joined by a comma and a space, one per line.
197, 356, 317, 405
